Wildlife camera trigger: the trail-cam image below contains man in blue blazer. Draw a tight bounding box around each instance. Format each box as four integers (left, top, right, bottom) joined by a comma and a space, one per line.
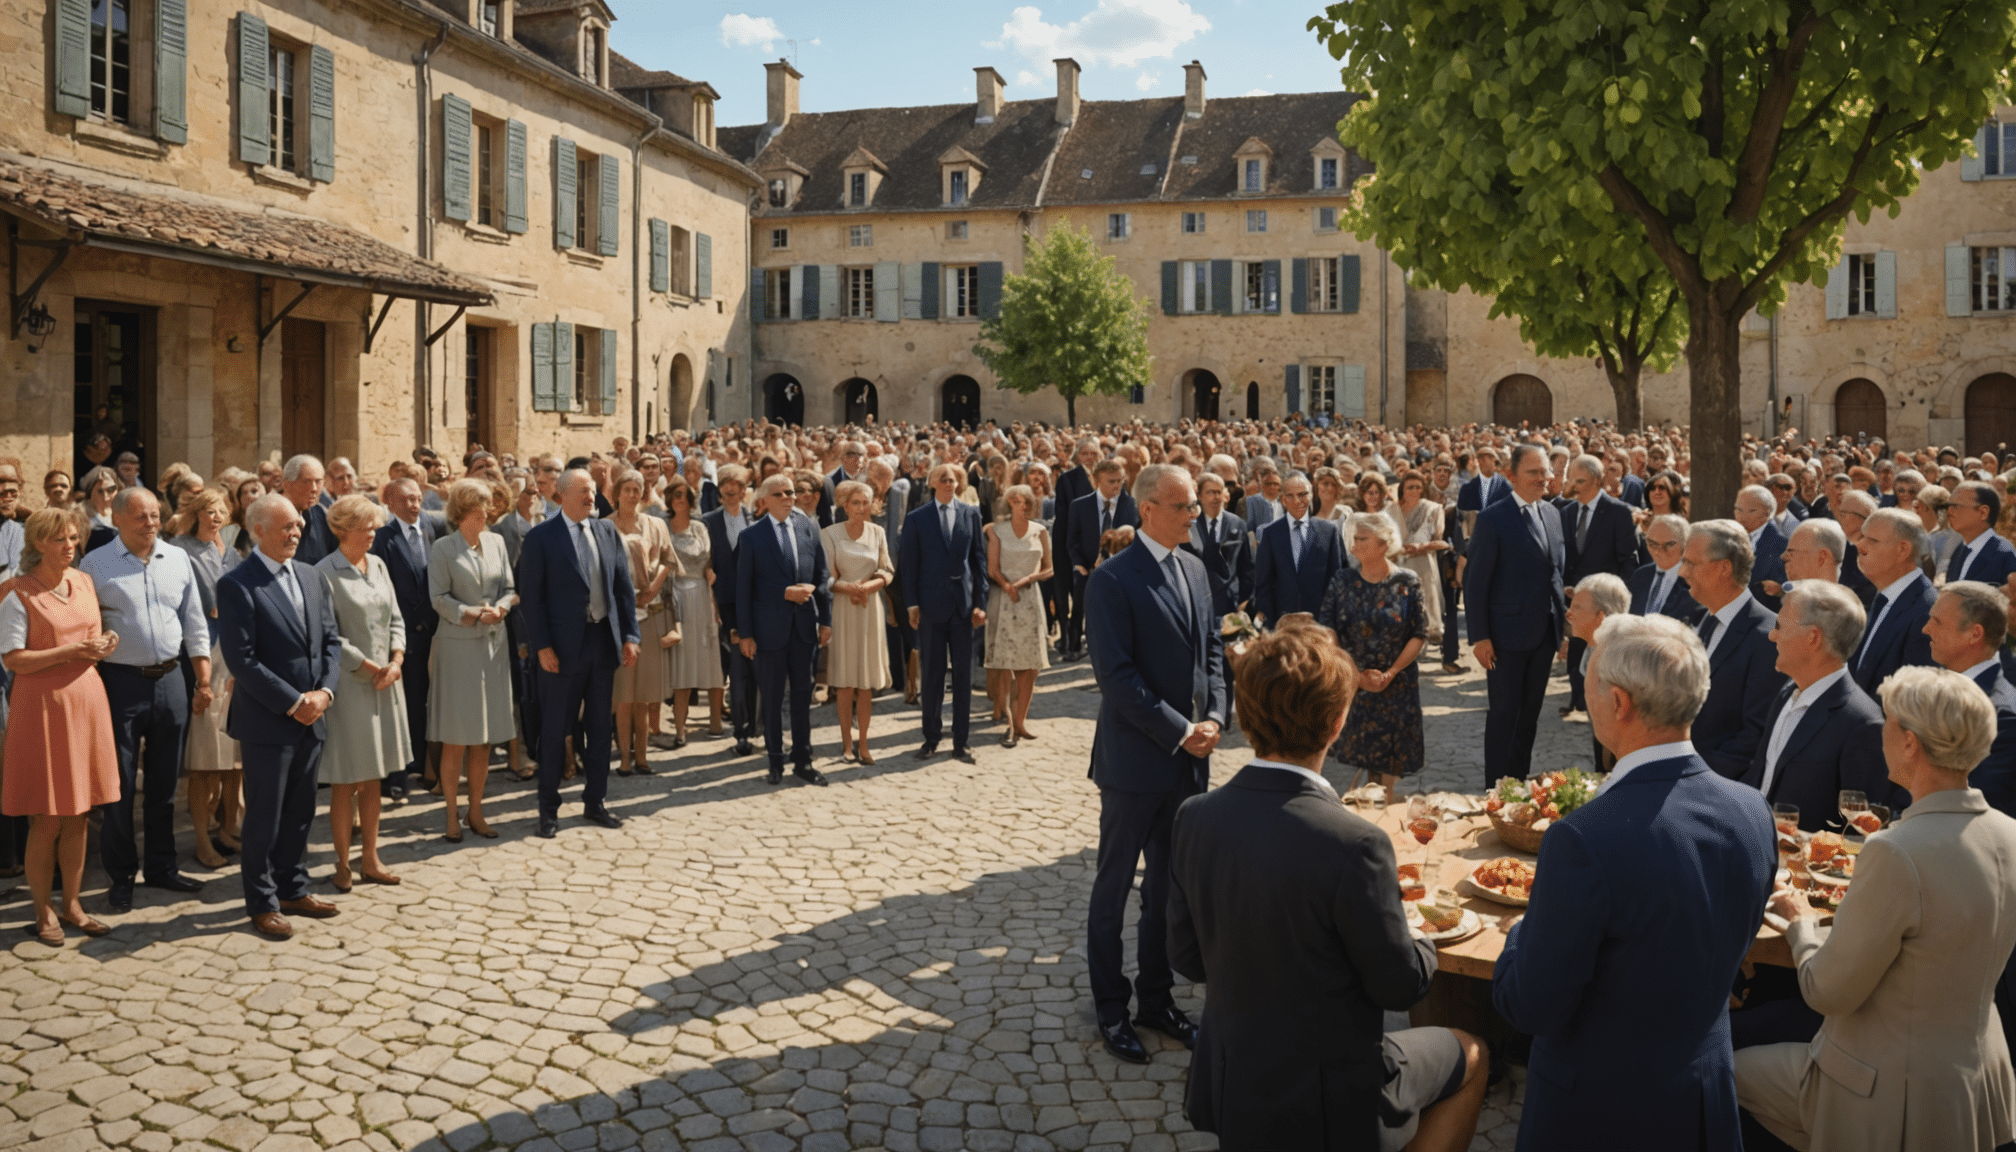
737, 475, 833, 785
1455, 446, 1509, 515
369, 477, 447, 800
1085, 464, 1225, 1064
1558, 455, 1641, 713
1462, 445, 1566, 786
1495, 613, 1775, 1152
1186, 474, 1252, 620
1846, 507, 1937, 697
1051, 439, 1100, 660
1067, 459, 1137, 639
703, 466, 759, 757
1240, 459, 1282, 532
215, 495, 345, 940
1250, 474, 1344, 626
1945, 480, 2016, 587
1680, 520, 1786, 779
900, 464, 989, 762
1735, 485, 1789, 611
280, 454, 337, 566
1626, 515, 1705, 625
518, 470, 641, 837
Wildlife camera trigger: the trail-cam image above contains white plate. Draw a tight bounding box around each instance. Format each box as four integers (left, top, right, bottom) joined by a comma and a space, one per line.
1407, 906, 1483, 946
1458, 875, 1531, 907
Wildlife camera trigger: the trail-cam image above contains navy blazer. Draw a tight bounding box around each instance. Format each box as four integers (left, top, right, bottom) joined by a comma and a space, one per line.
294, 502, 336, 567
702, 506, 749, 619
1693, 595, 1786, 779
1626, 561, 1706, 626
734, 512, 832, 650
1463, 496, 1567, 652
85, 522, 118, 556
1948, 531, 2016, 587
1052, 465, 1093, 554
517, 514, 641, 665
1067, 490, 1139, 572
1251, 515, 1345, 626
1619, 473, 1646, 508
1242, 492, 1280, 533
1840, 541, 1877, 607
1085, 541, 1225, 794
1848, 570, 1937, 697
215, 553, 344, 747
1559, 492, 1639, 587
1456, 472, 1509, 512
1971, 664, 2016, 820
370, 512, 449, 646
899, 498, 988, 624
1186, 510, 1253, 619
1493, 753, 1775, 1152
1748, 521, 1789, 610
1740, 674, 1901, 830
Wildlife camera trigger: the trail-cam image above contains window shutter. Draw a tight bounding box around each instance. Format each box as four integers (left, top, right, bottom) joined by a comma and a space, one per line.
1874, 250, 1897, 319
1285, 365, 1301, 414
874, 261, 899, 321
1340, 365, 1367, 419
1262, 259, 1282, 313
442, 94, 473, 222
305, 45, 335, 181
819, 265, 840, 320
1824, 259, 1848, 320
153, 0, 189, 143
977, 262, 1004, 319
1338, 255, 1362, 313
1948, 243, 1972, 317
749, 267, 766, 323
801, 264, 820, 319
1160, 261, 1179, 315
1964, 124, 1987, 182
649, 219, 670, 292
920, 262, 940, 320
598, 154, 620, 257
600, 328, 618, 415
696, 233, 712, 298
503, 120, 528, 234
900, 262, 924, 319
530, 322, 554, 411
237, 13, 271, 166
53, 0, 90, 119
1290, 258, 1308, 314
1211, 259, 1233, 317
553, 321, 575, 409
553, 137, 577, 249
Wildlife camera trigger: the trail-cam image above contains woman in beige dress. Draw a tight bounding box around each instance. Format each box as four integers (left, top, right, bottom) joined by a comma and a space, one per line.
1387, 471, 1448, 646
984, 485, 1053, 748
427, 479, 517, 842
167, 488, 241, 868
663, 477, 723, 745
821, 481, 893, 765
608, 469, 679, 776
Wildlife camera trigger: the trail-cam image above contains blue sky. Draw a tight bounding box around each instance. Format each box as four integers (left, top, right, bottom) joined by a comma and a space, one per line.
605, 0, 1351, 125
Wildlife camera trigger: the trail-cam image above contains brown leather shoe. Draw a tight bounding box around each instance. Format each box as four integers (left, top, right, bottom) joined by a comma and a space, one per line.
279, 896, 339, 919
251, 912, 293, 939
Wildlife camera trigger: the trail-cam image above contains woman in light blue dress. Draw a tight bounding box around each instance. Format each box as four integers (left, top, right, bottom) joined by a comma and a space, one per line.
315, 496, 409, 890
427, 479, 517, 842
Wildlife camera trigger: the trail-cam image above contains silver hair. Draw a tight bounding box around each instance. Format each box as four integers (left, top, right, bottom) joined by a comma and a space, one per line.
557, 468, 594, 500
1864, 506, 1930, 566
1837, 489, 1878, 519
1941, 580, 2010, 649
1648, 513, 1690, 544
756, 474, 793, 499
1789, 517, 1847, 572
1280, 470, 1312, 492
1569, 453, 1604, 481
1736, 483, 1776, 512
382, 476, 420, 499
1783, 582, 1866, 663
1689, 518, 1755, 587
1879, 665, 1998, 774
1578, 572, 1631, 618
1345, 512, 1401, 560
281, 454, 324, 484
328, 456, 354, 472
245, 493, 299, 537
108, 485, 158, 518
1132, 463, 1193, 506
1589, 613, 1711, 731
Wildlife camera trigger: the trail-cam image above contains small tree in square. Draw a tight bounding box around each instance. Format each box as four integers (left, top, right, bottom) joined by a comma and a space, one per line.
975, 218, 1153, 426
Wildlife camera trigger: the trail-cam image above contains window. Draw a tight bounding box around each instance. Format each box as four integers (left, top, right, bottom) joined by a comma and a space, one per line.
574, 152, 596, 251
1307, 365, 1337, 415
849, 224, 873, 247
584, 26, 605, 85
770, 228, 789, 249
1182, 211, 1205, 234
89, 0, 133, 123
1246, 209, 1267, 234
269, 45, 298, 171
849, 172, 867, 207
764, 268, 793, 319
1311, 256, 1343, 312
948, 265, 979, 318
1243, 158, 1262, 192
478, 1, 499, 34
1108, 213, 1131, 241
1243, 262, 1279, 313
946, 220, 969, 240
1316, 206, 1338, 232
949, 169, 968, 206
1319, 157, 1339, 189
1986, 120, 2016, 177
1974, 247, 2016, 312
1129, 384, 1146, 405
846, 267, 875, 318
475, 122, 495, 226
1180, 260, 1212, 314
671, 226, 691, 296
1845, 253, 1877, 316
573, 328, 591, 409
768, 178, 788, 208
465, 326, 491, 442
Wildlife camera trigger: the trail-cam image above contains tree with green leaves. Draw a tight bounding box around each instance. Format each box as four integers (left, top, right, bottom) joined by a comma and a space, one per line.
1313, 0, 2016, 516
974, 218, 1153, 426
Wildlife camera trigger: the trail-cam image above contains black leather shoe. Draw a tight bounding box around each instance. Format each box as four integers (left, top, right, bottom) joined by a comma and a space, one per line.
536, 818, 559, 839
793, 765, 829, 787
766, 765, 784, 785
583, 809, 623, 830
1133, 1004, 1198, 1050
913, 744, 938, 761
1098, 1018, 1149, 1064
951, 747, 978, 764
735, 740, 756, 757
106, 882, 134, 913
143, 873, 204, 894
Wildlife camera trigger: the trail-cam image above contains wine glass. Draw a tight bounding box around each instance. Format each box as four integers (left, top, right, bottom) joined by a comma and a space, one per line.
1406, 794, 1439, 890
1838, 790, 1869, 832
1773, 804, 1801, 861
1867, 803, 1892, 830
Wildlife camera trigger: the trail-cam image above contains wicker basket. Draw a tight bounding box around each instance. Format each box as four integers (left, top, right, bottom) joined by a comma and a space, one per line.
1488, 812, 1547, 855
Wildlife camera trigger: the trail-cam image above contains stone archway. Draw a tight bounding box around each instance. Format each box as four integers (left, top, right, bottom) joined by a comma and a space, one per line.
942, 375, 981, 428
1967, 373, 2016, 457
667, 354, 695, 432
1182, 369, 1222, 421
1492, 374, 1552, 427
1246, 382, 1259, 420
763, 373, 804, 426
841, 378, 878, 425
1833, 378, 1887, 442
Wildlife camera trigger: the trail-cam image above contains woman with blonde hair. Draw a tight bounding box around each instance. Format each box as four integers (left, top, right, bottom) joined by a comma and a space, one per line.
985, 485, 1053, 746
1315, 512, 1426, 789
1389, 470, 1448, 648
427, 478, 516, 840
314, 495, 407, 888
1313, 467, 1350, 522
168, 488, 243, 867
821, 480, 893, 764
608, 468, 680, 773
662, 477, 723, 745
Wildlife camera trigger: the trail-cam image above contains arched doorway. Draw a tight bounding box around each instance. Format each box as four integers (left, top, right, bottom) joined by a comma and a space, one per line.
942, 375, 981, 427
667, 354, 695, 432
1967, 373, 2016, 456
1246, 382, 1260, 420
1492, 374, 1551, 427
1183, 369, 1221, 421
1833, 378, 1887, 442
841, 378, 878, 425
763, 373, 804, 425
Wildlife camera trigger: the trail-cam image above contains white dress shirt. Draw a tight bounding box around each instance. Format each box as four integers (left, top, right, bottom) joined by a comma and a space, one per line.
1596, 739, 1697, 797
1759, 667, 1848, 797
1246, 756, 1338, 800
1955, 531, 2005, 581
1702, 589, 1755, 661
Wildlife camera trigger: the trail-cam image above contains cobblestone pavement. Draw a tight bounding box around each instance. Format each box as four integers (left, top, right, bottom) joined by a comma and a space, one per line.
0, 645, 1590, 1152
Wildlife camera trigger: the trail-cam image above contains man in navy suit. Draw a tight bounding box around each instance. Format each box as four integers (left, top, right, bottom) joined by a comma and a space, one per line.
1558, 454, 1640, 713
518, 470, 641, 837
818, 440, 868, 529
1495, 613, 1775, 1152
1463, 444, 1566, 786
1085, 464, 1225, 1065
215, 495, 345, 940
1746, 583, 1898, 828
370, 478, 446, 800
1846, 507, 1937, 697
1455, 445, 1509, 521
1250, 474, 1345, 626
1679, 520, 1785, 779
1626, 514, 1705, 625
1051, 439, 1101, 660
1240, 459, 1282, 532
738, 475, 833, 784
1946, 480, 2016, 587
280, 455, 337, 566
704, 466, 759, 757
1735, 485, 1789, 611
1068, 459, 1137, 629
1186, 474, 1252, 619
901, 464, 989, 762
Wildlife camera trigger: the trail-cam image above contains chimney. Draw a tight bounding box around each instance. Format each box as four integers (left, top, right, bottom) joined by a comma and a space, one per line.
765, 59, 802, 131
975, 66, 1005, 123
1054, 57, 1080, 126
1184, 60, 1206, 119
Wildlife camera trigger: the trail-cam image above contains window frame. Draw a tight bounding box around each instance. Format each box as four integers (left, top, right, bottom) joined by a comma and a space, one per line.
1311, 256, 1342, 313
1179, 259, 1212, 314
948, 264, 980, 319
949, 168, 968, 206
1182, 211, 1205, 234
1243, 158, 1262, 192
573, 327, 591, 410
1316, 206, 1339, 233
1306, 364, 1337, 415
573, 150, 599, 252
1241, 261, 1279, 314
764, 268, 794, 320
769, 227, 789, 250
1845, 253, 1877, 317
269, 41, 299, 173
89, 0, 136, 126
1974, 246, 2016, 313
849, 171, 867, 207
1319, 156, 1339, 190
946, 220, 969, 241
846, 266, 875, 319
1246, 209, 1267, 234
848, 223, 873, 248
1107, 212, 1131, 241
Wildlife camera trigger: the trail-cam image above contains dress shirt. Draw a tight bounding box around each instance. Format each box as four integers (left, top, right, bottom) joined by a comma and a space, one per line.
1955, 531, 2005, 581
1645, 563, 1679, 615
394, 514, 431, 567
80, 538, 209, 665
1511, 491, 1548, 550
769, 511, 799, 570
1286, 515, 1309, 565
1701, 589, 1755, 662
1864, 569, 1923, 641
1760, 666, 1848, 796
1202, 515, 1223, 545
1772, 510, 1799, 537
1966, 656, 2002, 684
722, 506, 747, 549
1246, 756, 1337, 800
252, 548, 306, 630
1569, 493, 1599, 549
938, 496, 959, 544
1596, 739, 1697, 797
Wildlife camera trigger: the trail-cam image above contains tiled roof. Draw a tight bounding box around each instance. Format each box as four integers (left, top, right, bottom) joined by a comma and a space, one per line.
1044, 98, 1185, 206
0, 158, 492, 305
1159, 92, 1364, 200
609, 50, 691, 90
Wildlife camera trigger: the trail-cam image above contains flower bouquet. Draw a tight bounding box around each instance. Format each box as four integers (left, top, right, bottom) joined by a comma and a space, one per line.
1221, 611, 1261, 671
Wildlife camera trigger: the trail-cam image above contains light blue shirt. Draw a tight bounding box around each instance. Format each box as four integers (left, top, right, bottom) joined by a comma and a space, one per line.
0, 519, 22, 581
79, 536, 209, 665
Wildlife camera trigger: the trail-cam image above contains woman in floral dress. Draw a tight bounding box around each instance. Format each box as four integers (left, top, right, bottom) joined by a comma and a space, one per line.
1315, 512, 1426, 789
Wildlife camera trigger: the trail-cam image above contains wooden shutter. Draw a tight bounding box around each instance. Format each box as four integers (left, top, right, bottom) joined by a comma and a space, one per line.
977, 262, 1004, 319
1161, 261, 1179, 315
695, 233, 712, 298
1285, 365, 1301, 414
874, 261, 900, 321
306, 45, 335, 181
1211, 259, 1233, 316
1874, 250, 1897, 319
597, 154, 620, 257
153, 0, 189, 143
750, 267, 766, 322
530, 322, 555, 411
900, 262, 924, 319
1824, 259, 1848, 320
1948, 243, 1972, 317
1290, 258, 1308, 313
1340, 365, 1367, 419
442, 94, 473, 222
801, 264, 820, 319
553, 137, 577, 250
1338, 255, 1362, 313
819, 265, 840, 320
503, 120, 528, 234
54, 0, 91, 118
920, 262, 940, 320
1964, 124, 1988, 182
1262, 259, 1282, 314
237, 13, 271, 167
600, 328, 618, 415
553, 321, 575, 409
649, 219, 670, 292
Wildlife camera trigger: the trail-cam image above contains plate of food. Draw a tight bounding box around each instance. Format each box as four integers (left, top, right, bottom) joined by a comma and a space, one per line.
1407, 890, 1484, 946
1484, 770, 1597, 852
1396, 862, 1427, 903
1459, 857, 1536, 906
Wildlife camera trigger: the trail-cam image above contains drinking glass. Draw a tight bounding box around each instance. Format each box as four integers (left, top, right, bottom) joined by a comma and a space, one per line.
1405, 794, 1439, 888
1838, 790, 1868, 831
1773, 803, 1801, 860
1868, 803, 1892, 829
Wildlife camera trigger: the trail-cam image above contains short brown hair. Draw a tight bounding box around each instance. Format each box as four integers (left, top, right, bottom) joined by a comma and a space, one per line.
1234, 619, 1358, 759
444, 478, 492, 526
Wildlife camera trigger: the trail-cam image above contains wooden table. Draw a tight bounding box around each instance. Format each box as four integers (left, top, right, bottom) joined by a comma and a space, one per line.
1369, 802, 1793, 978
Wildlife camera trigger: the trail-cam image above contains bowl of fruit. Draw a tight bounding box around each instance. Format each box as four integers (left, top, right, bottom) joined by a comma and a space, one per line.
1483, 769, 1598, 854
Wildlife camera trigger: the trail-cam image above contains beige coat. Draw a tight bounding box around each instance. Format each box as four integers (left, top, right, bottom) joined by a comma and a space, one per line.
1775, 788, 2016, 1151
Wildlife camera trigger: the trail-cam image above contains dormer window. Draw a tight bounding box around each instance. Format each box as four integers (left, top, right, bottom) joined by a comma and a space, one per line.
839, 146, 887, 209
1310, 138, 1349, 192
1319, 158, 1338, 189
768, 179, 787, 207
850, 173, 867, 207
1243, 159, 1262, 192
950, 170, 968, 206
479, 1, 499, 34
583, 25, 605, 85
936, 146, 986, 208
692, 96, 715, 149
1234, 137, 1274, 196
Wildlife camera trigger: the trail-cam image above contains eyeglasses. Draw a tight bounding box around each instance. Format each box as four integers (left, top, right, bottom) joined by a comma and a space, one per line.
1151, 500, 1202, 514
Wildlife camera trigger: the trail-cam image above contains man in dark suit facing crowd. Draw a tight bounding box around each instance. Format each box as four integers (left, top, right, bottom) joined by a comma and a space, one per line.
1050, 438, 1100, 660
1557, 454, 1640, 714
1734, 484, 1789, 612
1627, 514, 1705, 625
900, 464, 988, 764
1462, 443, 1566, 786
703, 465, 759, 757
1679, 519, 1785, 779
279, 455, 337, 566
1250, 473, 1345, 626
1067, 458, 1136, 635
1456, 445, 1509, 522
1187, 473, 1252, 619
737, 474, 833, 785
1846, 507, 1938, 697
369, 478, 446, 800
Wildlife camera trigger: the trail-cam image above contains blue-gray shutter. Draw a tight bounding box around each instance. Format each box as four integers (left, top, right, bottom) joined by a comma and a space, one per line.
1290, 258, 1308, 313
1874, 250, 1897, 319
1161, 261, 1179, 315
1285, 365, 1301, 414
600, 328, 618, 415
502, 120, 528, 234
306, 45, 335, 181
649, 219, 670, 292
237, 13, 271, 167
1340, 365, 1366, 419
1947, 243, 1972, 317
153, 0, 189, 143
921, 261, 940, 320
54, 0, 91, 119
553, 322, 575, 409
1338, 255, 1361, 313
597, 154, 620, 257
1211, 259, 1233, 316
1824, 259, 1848, 320
750, 267, 767, 322
441, 93, 473, 222
1262, 258, 1281, 313
530, 322, 554, 411
696, 233, 712, 298
1965, 123, 1988, 181
553, 137, 577, 250
977, 262, 1004, 319
801, 264, 820, 319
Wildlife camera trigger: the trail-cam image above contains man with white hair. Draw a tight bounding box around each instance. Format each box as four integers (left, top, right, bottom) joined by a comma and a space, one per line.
321, 457, 358, 507
1680, 520, 1786, 779
1846, 506, 1937, 697
900, 463, 987, 763
280, 454, 335, 565
1732, 484, 1788, 611
1749, 583, 1895, 830
1557, 454, 1640, 716
1626, 515, 1704, 625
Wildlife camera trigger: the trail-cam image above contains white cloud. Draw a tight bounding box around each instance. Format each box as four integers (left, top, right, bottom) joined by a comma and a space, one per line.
809, 37, 822, 46
1243, 87, 1271, 97
719, 13, 786, 51
1135, 71, 1159, 91
1015, 69, 1042, 89
994, 0, 1210, 70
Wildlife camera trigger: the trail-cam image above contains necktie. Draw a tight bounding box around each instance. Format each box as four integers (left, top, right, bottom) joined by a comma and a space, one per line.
1574, 502, 1590, 551
1102, 500, 1114, 535
1856, 594, 1890, 668
1650, 570, 1670, 613
575, 521, 607, 623
1291, 519, 1305, 568
1525, 503, 1547, 553
1162, 552, 1191, 620
407, 522, 426, 571
1697, 613, 1719, 649
941, 502, 955, 549
278, 563, 306, 631
1953, 541, 1977, 583
776, 517, 799, 574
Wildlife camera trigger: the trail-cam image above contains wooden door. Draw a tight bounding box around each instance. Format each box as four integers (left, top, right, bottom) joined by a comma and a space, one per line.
1833, 378, 1887, 442
1967, 373, 2016, 456
280, 319, 327, 459
942, 376, 980, 428
1492, 374, 1552, 427
1189, 370, 1220, 421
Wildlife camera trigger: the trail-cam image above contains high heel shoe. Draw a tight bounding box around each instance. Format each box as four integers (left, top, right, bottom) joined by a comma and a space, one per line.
442, 823, 464, 844
468, 820, 499, 840
332, 864, 353, 894
857, 745, 875, 766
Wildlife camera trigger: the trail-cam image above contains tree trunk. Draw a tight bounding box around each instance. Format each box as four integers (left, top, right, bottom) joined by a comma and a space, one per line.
1685, 283, 1747, 519
1600, 351, 1644, 432
1064, 390, 1077, 427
